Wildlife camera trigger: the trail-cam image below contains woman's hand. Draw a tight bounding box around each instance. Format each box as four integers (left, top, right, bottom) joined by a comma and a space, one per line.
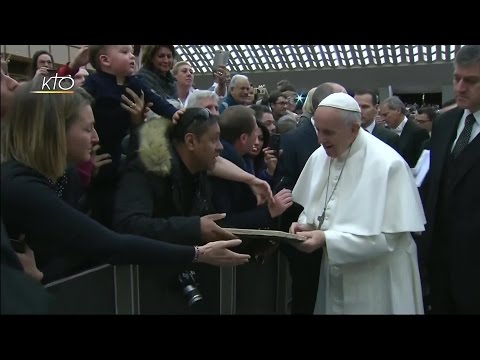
263, 147, 278, 176
15, 235, 44, 282
121, 88, 153, 126
197, 239, 250, 266
91, 144, 112, 177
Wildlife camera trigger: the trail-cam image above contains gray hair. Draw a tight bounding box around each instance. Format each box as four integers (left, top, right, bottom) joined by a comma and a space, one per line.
454, 45, 480, 67
277, 114, 297, 134
229, 74, 249, 91
340, 109, 362, 126
186, 90, 219, 108
381, 96, 407, 115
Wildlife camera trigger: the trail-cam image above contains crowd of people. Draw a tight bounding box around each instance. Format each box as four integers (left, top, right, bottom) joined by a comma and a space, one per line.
1, 44, 478, 314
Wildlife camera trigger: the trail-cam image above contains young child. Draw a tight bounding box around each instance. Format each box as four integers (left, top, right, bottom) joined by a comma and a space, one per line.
58, 45, 182, 227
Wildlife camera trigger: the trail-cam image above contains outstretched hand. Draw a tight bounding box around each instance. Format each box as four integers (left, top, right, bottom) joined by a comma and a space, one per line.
200, 213, 236, 242
268, 188, 293, 218
197, 239, 250, 266
247, 177, 274, 205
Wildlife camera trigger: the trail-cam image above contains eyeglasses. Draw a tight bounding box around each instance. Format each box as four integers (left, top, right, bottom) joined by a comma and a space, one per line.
172, 108, 215, 140
180, 107, 213, 128
195, 107, 212, 119
416, 119, 432, 124
275, 101, 288, 106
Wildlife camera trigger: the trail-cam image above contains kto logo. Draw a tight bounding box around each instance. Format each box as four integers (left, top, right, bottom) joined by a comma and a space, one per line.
31, 74, 75, 94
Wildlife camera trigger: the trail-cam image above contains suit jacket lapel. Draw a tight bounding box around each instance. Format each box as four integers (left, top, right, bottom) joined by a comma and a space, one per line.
451, 133, 480, 189
431, 108, 462, 179
304, 120, 319, 151
398, 120, 412, 152
305, 120, 317, 140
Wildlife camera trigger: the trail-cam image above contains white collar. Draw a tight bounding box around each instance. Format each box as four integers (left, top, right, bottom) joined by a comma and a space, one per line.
364, 121, 376, 134
393, 116, 408, 136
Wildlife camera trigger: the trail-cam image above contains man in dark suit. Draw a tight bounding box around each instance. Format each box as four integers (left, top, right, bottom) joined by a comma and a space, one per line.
354, 89, 399, 150
415, 106, 437, 151
422, 45, 480, 314
379, 96, 430, 167
276, 82, 346, 314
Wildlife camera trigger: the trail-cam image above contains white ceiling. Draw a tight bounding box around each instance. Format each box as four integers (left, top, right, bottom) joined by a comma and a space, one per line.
173, 45, 462, 74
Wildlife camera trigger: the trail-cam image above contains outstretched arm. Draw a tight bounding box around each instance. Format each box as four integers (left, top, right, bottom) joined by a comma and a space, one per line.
209, 156, 274, 205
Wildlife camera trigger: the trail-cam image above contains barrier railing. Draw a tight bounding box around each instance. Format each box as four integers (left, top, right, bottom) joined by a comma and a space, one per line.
45, 252, 291, 315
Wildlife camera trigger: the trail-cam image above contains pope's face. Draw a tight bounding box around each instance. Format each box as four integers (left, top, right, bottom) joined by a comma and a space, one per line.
314, 106, 359, 158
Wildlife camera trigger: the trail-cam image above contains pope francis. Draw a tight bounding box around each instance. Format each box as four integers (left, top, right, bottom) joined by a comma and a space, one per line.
290, 92, 425, 314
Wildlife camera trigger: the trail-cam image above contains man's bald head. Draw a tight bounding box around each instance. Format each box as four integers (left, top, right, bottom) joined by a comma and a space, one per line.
311, 82, 347, 109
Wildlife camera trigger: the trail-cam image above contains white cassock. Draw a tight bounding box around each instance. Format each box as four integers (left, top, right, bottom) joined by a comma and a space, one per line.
293, 129, 425, 314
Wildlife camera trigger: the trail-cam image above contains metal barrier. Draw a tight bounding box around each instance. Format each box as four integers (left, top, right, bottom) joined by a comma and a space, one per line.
44, 252, 292, 315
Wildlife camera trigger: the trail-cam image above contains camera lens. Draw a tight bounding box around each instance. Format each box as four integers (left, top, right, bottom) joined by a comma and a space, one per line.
182, 285, 203, 307
178, 270, 203, 307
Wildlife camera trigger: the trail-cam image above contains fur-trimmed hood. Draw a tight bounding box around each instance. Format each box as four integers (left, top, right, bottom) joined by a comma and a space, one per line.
138, 118, 172, 176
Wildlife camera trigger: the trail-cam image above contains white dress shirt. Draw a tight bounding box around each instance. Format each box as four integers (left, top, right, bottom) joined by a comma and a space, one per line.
393, 116, 408, 136
364, 120, 376, 134
451, 109, 480, 151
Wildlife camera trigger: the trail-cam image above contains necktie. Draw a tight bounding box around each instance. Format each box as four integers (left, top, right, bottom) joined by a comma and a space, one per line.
451, 114, 476, 159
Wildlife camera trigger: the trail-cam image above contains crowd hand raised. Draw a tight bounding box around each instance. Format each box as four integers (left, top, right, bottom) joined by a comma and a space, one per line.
92, 144, 112, 177
247, 177, 274, 205
35, 66, 49, 77
268, 188, 293, 218
214, 65, 230, 85
121, 88, 152, 126
263, 147, 278, 176
15, 234, 44, 282
200, 213, 236, 242
292, 230, 326, 253
197, 239, 250, 266
71, 45, 90, 69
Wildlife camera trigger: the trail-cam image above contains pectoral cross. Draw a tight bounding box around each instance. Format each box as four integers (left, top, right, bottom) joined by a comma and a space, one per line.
317, 211, 326, 229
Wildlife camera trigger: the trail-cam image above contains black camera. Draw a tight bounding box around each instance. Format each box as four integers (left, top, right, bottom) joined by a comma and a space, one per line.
178, 270, 203, 307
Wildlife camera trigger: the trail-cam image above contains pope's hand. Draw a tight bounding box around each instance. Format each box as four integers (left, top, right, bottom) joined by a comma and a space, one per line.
289, 222, 315, 234
292, 230, 326, 253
